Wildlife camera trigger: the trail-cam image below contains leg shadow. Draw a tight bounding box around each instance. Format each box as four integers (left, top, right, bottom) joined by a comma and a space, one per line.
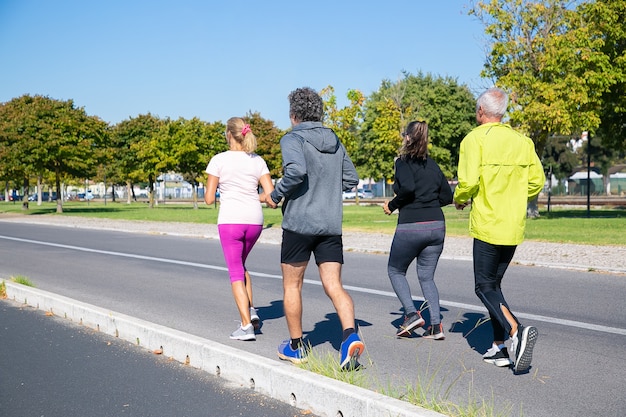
304, 313, 372, 350
448, 312, 493, 354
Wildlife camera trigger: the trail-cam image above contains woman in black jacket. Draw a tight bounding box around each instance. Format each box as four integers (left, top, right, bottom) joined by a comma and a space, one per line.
383, 120, 453, 339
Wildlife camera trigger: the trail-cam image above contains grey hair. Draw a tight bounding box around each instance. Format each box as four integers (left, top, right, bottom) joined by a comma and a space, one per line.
476, 87, 508, 118
288, 87, 324, 122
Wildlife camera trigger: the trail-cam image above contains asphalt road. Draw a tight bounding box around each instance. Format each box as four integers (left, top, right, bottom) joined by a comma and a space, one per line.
0, 299, 316, 417
1, 222, 625, 417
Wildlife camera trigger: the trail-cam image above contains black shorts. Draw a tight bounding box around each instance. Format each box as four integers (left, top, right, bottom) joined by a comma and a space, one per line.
281, 230, 344, 265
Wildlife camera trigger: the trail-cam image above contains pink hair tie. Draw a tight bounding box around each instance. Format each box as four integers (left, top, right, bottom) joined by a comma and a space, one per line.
241, 124, 251, 136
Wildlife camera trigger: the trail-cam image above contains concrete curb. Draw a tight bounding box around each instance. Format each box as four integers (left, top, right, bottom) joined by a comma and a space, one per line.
4, 281, 445, 417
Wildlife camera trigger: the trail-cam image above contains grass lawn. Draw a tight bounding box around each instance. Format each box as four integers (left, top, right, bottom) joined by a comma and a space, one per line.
1, 200, 624, 246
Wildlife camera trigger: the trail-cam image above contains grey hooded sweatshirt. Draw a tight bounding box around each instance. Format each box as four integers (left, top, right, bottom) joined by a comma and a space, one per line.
270, 121, 358, 236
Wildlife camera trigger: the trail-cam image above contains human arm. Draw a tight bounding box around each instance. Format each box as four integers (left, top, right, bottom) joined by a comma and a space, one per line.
269, 134, 306, 205
341, 145, 359, 191
204, 174, 219, 205
258, 173, 277, 208
438, 171, 454, 207
386, 159, 414, 213
527, 150, 545, 200
453, 136, 479, 209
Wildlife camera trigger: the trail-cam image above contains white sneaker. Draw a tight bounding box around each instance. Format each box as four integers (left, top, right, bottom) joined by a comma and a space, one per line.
230, 323, 255, 341
483, 344, 513, 367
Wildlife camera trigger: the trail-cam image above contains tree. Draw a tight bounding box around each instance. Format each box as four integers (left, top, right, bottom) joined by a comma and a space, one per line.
0, 95, 107, 212
578, 0, 626, 154
320, 86, 365, 159
245, 112, 284, 178
168, 117, 225, 209
112, 114, 164, 206
469, 0, 620, 153
542, 134, 579, 194
359, 73, 476, 181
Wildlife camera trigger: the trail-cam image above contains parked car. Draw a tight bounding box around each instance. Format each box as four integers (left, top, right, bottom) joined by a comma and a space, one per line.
28, 192, 57, 201
342, 189, 366, 199
362, 189, 374, 199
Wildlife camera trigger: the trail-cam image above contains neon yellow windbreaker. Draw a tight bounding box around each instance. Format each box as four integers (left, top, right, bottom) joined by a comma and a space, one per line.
454, 122, 545, 246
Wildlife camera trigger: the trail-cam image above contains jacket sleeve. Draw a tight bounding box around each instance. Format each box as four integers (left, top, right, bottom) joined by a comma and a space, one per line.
387, 159, 414, 212
527, 149, 545, 200
341, 144, 359, 191
438, 171, 453, 206
270, 134, 306, 204
454, 135, 480, 204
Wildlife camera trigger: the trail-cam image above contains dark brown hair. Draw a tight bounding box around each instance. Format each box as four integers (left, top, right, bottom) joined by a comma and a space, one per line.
399, 121, 428, 160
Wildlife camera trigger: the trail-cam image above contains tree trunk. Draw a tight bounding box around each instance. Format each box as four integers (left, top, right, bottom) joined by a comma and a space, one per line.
527, 196, 540, 218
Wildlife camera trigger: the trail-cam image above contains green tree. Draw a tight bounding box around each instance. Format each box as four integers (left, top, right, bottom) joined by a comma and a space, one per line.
246, 112, 284, 178
578, 0, 626, 154
469, 0, 619, 152
542, 135, 579, 194
0, 95, 107, 212
359, 73, 475, 181
112, 114, 164, 206
168, 117, 225, 209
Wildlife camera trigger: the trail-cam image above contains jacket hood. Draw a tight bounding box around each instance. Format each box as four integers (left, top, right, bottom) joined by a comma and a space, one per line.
292, 121, 340, 154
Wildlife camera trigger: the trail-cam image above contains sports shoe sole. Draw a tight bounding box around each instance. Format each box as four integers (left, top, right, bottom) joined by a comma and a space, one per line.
230, 333, 255, 341
340, 340, 365, 369
422, 332, 445, 340
396, 316, 425, 337
484, 357, 513, 367
514, 326, 538, 373
277, 352, 307, 365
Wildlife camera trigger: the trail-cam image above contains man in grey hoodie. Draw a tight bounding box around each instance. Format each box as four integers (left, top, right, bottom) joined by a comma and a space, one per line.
266, 87, 364, 370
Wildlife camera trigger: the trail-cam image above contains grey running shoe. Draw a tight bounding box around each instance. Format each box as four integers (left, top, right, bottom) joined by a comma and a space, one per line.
396, 312, 425, 337
230, 324, 256, 341
250, 307, 261, 330
422, 323, 445, 340
511, 325, 538, 373
483, 345, 513, 367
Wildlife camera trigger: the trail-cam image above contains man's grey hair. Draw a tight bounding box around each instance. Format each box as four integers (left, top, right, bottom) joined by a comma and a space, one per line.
288, 87, 324, 122
476, 87, 508, 118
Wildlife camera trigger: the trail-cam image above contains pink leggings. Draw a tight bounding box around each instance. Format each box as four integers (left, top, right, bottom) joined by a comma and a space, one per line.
218, 224, 263, 283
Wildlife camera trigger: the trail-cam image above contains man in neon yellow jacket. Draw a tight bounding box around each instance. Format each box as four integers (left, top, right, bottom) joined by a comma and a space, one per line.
454, 87, 545, 374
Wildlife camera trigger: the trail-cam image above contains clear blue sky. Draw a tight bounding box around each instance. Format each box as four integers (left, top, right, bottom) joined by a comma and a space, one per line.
0, 0, 490, 130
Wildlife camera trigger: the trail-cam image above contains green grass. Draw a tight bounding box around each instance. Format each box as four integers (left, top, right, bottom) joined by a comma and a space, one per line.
299, 340, 512, 417
10, 275, 35, 287
1, 200, 624, 246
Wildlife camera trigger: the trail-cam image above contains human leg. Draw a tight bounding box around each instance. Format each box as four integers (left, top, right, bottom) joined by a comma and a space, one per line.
415, 223, 445, 327
318, 261, 356, 331
387, 226, 421, 316
281, 261, 307, 339
473, 239, 518, 338
241, 225, 263, 329
314, 236, 364, 370
241, 225, 263, 310
218, 224, 253, 328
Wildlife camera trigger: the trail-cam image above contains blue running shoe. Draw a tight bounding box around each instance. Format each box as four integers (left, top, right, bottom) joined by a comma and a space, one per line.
340, 332, 364, 370
277, 340, 308, 364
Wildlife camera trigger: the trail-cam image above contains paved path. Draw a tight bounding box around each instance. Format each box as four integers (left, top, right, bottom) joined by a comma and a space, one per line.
2, 214, 624, 274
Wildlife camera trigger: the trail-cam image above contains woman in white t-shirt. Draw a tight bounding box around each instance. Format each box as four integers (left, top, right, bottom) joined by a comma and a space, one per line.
204, 117, 274, 341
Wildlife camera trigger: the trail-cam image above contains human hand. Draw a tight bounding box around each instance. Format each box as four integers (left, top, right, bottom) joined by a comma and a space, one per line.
455, 201, 470, 210
383, 201, 392, 215
261, 193, 278, 209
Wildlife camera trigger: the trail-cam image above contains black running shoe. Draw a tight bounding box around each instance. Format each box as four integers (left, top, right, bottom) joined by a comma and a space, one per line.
511, 325, 538, 373
396, 313, 425, 337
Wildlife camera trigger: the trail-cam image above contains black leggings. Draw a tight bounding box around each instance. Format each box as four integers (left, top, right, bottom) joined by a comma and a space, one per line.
473, 238, 519, 341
